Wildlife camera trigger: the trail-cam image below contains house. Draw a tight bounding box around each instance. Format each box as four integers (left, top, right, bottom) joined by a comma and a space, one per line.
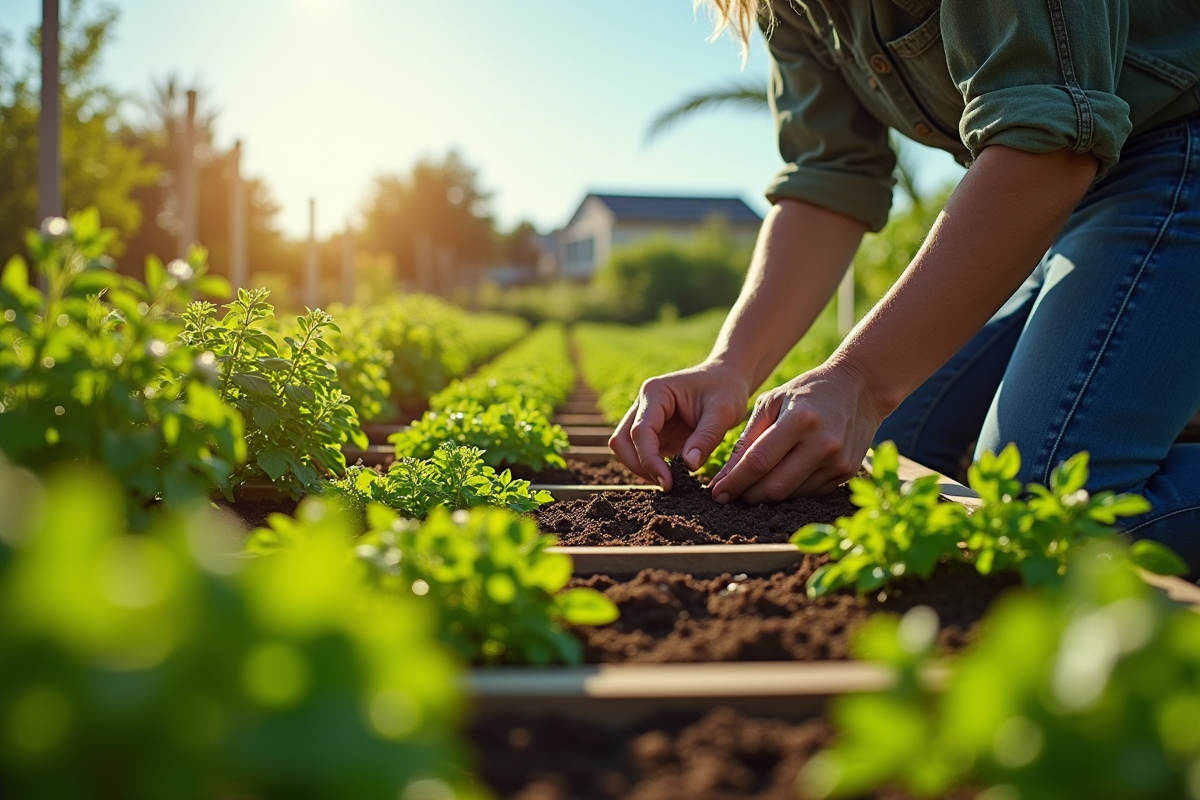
556, 193, 763, 279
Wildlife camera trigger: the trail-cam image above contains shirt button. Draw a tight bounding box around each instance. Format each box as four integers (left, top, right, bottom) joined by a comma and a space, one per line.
868, 78, 879, 91
914, 122, 933, 137
870, 54, 892, 74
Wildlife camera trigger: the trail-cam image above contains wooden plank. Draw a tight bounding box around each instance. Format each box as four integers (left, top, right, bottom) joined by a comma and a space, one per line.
559, 401, 600, 415
468, 661, 947, 723
555, 413, 609, 427
548, 544, 802, 575
564, 426, 614, 447
565, 446, 616, 464
1140, 570, 1200, 609
532, 484, 655, 501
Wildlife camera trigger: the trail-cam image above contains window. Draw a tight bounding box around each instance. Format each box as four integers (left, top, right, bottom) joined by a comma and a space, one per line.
565, 237, 595, 271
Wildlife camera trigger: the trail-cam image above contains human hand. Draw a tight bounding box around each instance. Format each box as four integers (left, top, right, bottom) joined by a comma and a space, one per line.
707, 360, 890, 504
609, 361, 750, 490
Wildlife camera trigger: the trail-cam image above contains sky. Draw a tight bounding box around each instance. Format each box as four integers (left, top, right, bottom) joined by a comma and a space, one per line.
2, 0, 964, 240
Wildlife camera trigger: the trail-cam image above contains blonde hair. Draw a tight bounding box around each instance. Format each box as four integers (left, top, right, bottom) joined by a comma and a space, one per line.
698, 0, 774, 60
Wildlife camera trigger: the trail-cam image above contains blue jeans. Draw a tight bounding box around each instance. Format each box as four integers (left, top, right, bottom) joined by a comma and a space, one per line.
875, 111, 1200, 572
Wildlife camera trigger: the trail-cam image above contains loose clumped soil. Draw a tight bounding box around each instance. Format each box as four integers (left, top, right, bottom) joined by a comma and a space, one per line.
469, 707, 970, 800
538, 459, 858, 545
511, 458, 651, 486
570, 560, 1016, 663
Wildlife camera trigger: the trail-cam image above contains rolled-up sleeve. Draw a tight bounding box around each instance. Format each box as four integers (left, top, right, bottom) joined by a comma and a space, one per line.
763, 12, 896, 232
943, 0, 1132, 177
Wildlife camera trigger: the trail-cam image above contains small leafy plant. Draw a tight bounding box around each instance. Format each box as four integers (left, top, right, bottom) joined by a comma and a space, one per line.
391, 399, 569, 472
327, 442, 553, 521
0, 210, 244, 523
799, 539, 1198, 800
353, 506, 618, 665
792, 442, 1160, 597
182, 288, 368, 497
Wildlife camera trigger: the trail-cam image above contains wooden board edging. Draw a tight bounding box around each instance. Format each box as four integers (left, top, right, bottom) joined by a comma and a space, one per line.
467, 661, 948, 722
548, 544, 802, 575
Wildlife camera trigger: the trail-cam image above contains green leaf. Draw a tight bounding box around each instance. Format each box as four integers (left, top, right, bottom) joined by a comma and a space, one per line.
284, 384, 316, 404
791, 523, 840, 553
1052, 451, 1090, 494
252, 405, 280, 430
232, 372, 274, 395
557, 588, 619, 626
1129, 540, 1189, 577
807, 562, 851, 598
256, 450, 290, 481
872, 441, 900, 480
1, 256, 29, 293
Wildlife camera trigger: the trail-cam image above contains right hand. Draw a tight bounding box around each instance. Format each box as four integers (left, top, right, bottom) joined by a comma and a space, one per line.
608, 361, 750, 490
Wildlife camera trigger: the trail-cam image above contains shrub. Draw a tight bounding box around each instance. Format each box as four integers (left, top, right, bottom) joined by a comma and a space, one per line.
0, 210, 244, 524
595, 219, 749, 322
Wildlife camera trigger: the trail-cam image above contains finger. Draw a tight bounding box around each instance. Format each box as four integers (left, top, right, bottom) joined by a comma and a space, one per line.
681, 405, 733, 472
608, 399, 653, 482
739, 443, 822, 505
710, 395, 779, 491
631, 384, 675, 489
709, 421, 797, 504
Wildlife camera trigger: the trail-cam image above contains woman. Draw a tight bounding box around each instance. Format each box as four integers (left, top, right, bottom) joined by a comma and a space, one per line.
610, 0, 1200, 567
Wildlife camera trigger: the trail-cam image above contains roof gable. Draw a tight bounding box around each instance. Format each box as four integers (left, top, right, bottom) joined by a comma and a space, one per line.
564, 193, 762, 229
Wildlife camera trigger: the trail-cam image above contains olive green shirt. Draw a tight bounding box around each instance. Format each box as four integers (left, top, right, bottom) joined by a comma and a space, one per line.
763, 0, 1200, 231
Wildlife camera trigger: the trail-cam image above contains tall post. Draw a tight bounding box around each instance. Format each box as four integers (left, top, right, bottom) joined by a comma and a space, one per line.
178, 89, 198, 258
436, 245, 454, 299
305, 198, 319, 309
37, 0, 61, 225
414, 232, 432, 294
837, 263, 855, 336
341, 226, 355, 305
229, 140, 248, 290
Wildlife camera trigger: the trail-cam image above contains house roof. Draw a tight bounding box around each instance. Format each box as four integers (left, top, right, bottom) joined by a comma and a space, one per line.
568, 193, 763, 228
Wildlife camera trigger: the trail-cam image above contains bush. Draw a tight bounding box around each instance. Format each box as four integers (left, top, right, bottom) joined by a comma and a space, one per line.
596, 219, 750, 322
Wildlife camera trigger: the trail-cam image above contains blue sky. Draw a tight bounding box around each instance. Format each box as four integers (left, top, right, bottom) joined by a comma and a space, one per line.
2, 0, 963, 239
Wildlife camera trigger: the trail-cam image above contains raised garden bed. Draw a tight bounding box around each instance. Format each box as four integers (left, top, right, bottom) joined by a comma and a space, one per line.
468, 704, 963, 800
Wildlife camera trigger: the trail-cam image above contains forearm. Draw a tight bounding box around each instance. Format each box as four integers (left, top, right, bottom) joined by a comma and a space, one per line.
833, 146, 1099, 417
708, 199, 867, 389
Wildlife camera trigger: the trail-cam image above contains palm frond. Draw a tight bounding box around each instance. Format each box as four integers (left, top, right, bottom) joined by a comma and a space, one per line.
644, 80, 769, 144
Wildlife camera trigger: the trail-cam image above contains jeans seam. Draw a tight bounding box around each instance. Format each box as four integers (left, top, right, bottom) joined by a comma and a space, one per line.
1123, 502, 1200, 536
1042, 116, 1196, 484
907, 308, 1029, 454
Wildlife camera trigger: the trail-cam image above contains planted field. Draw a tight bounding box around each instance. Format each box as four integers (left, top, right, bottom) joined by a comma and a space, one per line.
4, 218, 1200, 800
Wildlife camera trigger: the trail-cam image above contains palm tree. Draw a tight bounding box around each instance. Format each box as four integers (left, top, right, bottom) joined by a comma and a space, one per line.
645, 78, 927, 210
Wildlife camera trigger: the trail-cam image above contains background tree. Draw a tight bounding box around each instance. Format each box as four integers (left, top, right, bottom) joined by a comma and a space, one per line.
499, 220, 543, 268
359, 150, 496, 295
118, 77, 293, 282
0, 0, 157, 260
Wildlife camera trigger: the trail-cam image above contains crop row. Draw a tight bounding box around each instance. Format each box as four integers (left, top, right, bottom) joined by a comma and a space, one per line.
0, 213, 611, 797
391, 322, 574, 471
330, 296, 527, 422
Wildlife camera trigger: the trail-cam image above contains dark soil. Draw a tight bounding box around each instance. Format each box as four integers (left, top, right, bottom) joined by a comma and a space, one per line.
469, 706, 971, 800
215, 496, 299, 529
510, 458, 651, 486
537, 459, 858, 545
570, 560, 1014, 663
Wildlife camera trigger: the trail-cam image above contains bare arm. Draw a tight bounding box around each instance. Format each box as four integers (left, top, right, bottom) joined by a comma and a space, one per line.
610, 198, 867, 489
709, 145, 1099, 504
707, 199, 868, 389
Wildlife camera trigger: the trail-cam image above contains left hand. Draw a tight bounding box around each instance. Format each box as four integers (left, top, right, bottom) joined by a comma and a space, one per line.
707, 360, 891, 504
